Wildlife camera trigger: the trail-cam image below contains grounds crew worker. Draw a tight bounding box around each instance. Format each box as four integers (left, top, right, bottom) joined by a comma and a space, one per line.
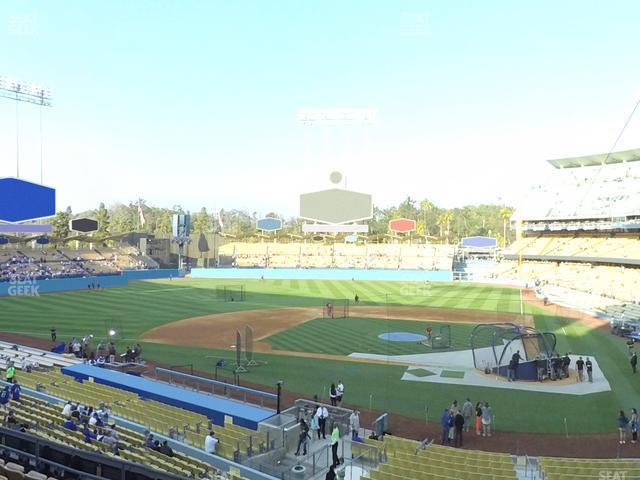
5, 363, 15, 383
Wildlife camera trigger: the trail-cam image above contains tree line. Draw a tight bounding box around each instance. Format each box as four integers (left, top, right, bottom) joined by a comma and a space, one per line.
51, 197, 514, 245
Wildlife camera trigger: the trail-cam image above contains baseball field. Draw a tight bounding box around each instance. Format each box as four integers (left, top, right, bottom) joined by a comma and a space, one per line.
0, 278, 634, 436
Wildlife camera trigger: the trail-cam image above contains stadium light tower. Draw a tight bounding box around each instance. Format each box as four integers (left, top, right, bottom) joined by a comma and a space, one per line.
0, 75, 53, 182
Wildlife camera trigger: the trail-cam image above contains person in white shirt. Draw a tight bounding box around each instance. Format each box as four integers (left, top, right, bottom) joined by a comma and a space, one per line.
336, 381, 344, 405
349, 410, 360, 438
204, 431, 218, 454
61, 401, 72, 417
315, 406, 329, 439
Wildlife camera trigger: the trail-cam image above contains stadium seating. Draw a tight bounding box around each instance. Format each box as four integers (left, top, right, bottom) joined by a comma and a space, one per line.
539, 456, 640, 480
361, 438, 517, 480
0, 246, 159, 282
492, 259, 640, 303
1, 393, 235, 479
506, 236, 640, 260
219, 242, 455, 271
516, 160, 640, 222
3, 367, 267, 462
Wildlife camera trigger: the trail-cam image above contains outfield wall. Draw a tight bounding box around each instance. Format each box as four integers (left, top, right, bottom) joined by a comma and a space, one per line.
191, 267, 453, 281
0, 275, 128, 296
0, 269, 184, 296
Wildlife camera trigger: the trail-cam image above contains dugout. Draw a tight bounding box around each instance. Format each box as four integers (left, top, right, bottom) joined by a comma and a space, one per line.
470, 323, 557, 381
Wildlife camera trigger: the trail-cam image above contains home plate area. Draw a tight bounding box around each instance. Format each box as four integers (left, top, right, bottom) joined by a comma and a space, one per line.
350, 350, 612, 395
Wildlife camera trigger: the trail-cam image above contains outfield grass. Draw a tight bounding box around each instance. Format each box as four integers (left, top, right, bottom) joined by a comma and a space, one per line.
264, 316, 475, 355
0, 278, 635, 435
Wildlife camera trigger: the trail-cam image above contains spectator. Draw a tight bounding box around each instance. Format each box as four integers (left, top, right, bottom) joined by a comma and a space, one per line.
82, 423, 97, 443
317, 405, 329, 439
329, 383, 337, 407
325, 465, 336, 480
536, 355, 546, 381
454, 410, 465, 447
294, 419, 309, 456
0, 386, 10, 410
631, 353, 638, 374
576, 357, 585, 382
631, 408, 639, 444
462, 399, 473, 432
448, 409, 455, 444
89, 412, 103, 427
562, 353, 571, 378
507, 358, 516, 382
618, 410, 629, 444
10, 382, 20, 402
145, 432, 155, 449
586, 358, 594, 383
349, 410, 360, 438
310, 408, 319, 440
63, 417, 77, 431
440, 408, 450, 445
481, 402, 493, 437
511, 351, 522, 381
5, 363, 15, 383
336, 380, 344, 405
159, 440, 174, 457
204, 431, 218, 454
475, 402, 483, 436
61, 401, 72, 417
330, 424, 340, 467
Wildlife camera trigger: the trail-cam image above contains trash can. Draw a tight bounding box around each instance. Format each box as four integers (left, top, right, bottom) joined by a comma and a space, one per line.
291, 464, 306, 479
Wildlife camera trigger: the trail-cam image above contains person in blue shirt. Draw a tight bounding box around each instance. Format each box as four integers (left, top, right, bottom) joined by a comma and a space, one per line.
0, 386, 10, 409
82, 423, 97, 443
618, 410, 630, 444
10, 383, 21, 402
63, 417, 77, 432
440, 409, 450, 445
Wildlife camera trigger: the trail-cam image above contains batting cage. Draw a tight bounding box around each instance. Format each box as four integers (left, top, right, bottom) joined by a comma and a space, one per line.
321, 299, 350, 319
422, 324, 452, 349
470, 323, 557, 380
216, 285, 246, 302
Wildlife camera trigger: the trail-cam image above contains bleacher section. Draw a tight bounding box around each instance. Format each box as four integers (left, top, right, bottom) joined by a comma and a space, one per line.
6, 366, 269, 460
219, 242, 455, 271
516, 150, 640, 225
491, 259, 640, 302
538, 456, 640, 480
361, 437, 516, 480
0, 246, 160, 283
1, 393, 239, 479
506, 236, 640, 261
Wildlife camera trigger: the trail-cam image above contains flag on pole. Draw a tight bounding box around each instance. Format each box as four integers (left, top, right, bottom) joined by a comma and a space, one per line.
138, 202, 146, 227
217, 209, 224, 229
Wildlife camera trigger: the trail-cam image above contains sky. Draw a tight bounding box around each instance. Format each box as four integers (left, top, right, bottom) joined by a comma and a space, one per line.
1, 0, 640, 217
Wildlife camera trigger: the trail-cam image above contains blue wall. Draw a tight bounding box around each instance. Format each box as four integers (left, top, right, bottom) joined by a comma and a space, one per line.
0, 269, 184, 296
62, 364, 273, 430
0, 274, 128, 296
191, 267, 453, 282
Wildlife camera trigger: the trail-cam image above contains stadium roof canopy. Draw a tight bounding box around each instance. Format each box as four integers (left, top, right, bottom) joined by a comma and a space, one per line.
547, 147, 640, 169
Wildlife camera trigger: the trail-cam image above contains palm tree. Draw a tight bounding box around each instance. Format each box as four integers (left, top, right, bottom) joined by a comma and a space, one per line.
500, 207, 514, 247
437, 211, 454, 244
443, 211, 453, 244
420, 199, 434, 236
